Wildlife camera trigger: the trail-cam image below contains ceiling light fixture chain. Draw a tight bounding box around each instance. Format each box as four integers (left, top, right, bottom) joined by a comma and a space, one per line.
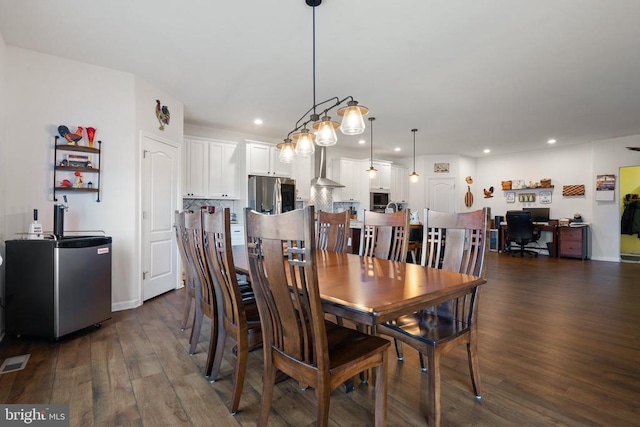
409, 128, 419, 183
278, 0, 369, 162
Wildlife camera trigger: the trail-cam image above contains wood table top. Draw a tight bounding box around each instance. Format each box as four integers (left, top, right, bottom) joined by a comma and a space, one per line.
232, 246, 486, 327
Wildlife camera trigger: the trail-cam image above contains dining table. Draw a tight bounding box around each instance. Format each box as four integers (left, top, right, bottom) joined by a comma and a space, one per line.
232, 245, 486, 335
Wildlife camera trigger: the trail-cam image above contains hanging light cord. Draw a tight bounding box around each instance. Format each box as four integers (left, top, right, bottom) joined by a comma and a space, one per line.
413, 129, 417, 171
370, 118, 375, 166
312, 5, 316, 114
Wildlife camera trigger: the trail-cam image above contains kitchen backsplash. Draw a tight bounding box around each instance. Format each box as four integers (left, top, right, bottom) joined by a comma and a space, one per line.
183, 198, 236, 212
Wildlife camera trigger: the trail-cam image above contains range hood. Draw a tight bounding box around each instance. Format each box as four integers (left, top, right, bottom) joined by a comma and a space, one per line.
310, 146, 344, 188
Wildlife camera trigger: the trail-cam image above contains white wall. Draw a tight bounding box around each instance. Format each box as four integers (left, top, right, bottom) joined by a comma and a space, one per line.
591, 135, 640, 261
476, 141, 640, 261
2, 46, 142, 320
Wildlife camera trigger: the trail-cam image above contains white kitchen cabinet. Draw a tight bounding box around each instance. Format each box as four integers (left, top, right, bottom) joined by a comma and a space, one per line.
184, 138, 239, 199
292, 154, 312, 201
390, 165, 409, 203
246, 142, 292, 177
230, 224, 245, 246
184, 138, 209, 197
208, 142, 238, 198
369, 161, 391, 190
332, 158, 363, 202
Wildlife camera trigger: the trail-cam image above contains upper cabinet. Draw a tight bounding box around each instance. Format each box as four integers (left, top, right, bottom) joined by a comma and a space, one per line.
246, 142, 292, 177
292, 154, 312, 201
184, 137, 239, 199
390, 165, 409, 203
332, 158, 363, 202
369, 160, 391, 190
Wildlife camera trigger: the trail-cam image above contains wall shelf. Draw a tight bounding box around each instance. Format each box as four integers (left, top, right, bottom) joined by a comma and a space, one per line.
503, 186, 554, 192
54, 136, 102, 202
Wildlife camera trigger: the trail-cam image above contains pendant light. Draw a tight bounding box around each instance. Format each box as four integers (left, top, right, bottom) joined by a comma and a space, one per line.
409, 128, 419, 183
292, 128, 316, 157
366, 117, 378, 179
277, 0, 369, 162
278, 138, 297, 163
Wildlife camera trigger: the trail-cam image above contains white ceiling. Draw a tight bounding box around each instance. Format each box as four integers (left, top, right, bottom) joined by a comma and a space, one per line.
2, 0, 640, 160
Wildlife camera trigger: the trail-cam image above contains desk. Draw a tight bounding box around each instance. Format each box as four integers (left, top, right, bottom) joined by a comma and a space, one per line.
500, 223, 558, 257
232, 246, 485, 333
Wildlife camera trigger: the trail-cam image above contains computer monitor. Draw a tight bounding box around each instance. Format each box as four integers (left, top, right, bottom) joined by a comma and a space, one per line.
522, 207, 550, 223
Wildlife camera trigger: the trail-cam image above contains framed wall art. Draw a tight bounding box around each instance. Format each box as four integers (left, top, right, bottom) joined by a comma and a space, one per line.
539, 190, 552, 204
595, 174, 615, 201
434, 162, 450, 173
506, 192, 515, 203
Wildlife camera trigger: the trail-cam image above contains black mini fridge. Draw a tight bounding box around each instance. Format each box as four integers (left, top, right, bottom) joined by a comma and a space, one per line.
5, 236, 112, 339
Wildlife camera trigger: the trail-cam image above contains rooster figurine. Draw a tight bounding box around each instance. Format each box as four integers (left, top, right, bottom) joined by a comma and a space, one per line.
58, 125, 83, 145
155, 100, 170, 131
483, 186, 494, 198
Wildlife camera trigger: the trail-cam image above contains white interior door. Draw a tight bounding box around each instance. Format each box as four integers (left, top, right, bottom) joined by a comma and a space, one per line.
428, 178, 456, 213
142, 134, 179, 301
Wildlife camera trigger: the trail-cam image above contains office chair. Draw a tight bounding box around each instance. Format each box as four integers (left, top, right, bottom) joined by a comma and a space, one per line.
505, 210, 540, 257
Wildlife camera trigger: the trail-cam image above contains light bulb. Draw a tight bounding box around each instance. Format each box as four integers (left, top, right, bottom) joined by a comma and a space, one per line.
410, 172, 419, 183
313, 117, 338, 146
337, 101, 368, 135
293, 129, 315, 157
278, 140, 297, 163
367, 166, 377, 179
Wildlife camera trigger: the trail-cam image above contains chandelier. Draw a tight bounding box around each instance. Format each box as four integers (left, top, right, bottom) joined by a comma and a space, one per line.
278, 0, 369, 163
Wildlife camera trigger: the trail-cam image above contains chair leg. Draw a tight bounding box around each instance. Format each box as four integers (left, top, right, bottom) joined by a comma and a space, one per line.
181, 286, 193, 331
467, 341, 482, 398
394, 338, 404, 361
204, 319, 219, 379
316, 384, 332, 427
427, 349, 441, 427
419, 353, 426, 372
374, 354, 388, 427
189, 303, 204, 355
229, 335, 249, 414
257, 362, 277, 427
209, 326, 227, 381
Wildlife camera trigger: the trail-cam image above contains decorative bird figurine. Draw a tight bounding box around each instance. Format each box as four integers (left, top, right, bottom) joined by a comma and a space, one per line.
155, 100, 170, 130
58, 125, 83, 145
483, 186, 494, 198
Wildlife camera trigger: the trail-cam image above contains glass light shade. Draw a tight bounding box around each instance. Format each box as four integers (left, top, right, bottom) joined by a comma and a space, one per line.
313, 117, 339, 146
409, 172, 419, 183
366, 166, 377, 179
337, 101, 369, 135
278, 140, 297, 163
292, 129, 315, 157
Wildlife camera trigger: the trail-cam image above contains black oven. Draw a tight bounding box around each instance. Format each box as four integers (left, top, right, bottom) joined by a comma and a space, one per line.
370, 192, 389, 212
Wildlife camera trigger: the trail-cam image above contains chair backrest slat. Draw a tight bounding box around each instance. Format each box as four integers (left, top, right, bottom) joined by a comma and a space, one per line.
359, 210, 410, 262
202, 208, 246, 329
184, 211, 216, 312
317, 210, 350, 253
421, 208, 488, 278
245, 206, 328, 370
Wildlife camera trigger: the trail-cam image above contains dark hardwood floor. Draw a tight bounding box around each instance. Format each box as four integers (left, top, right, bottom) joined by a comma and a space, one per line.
1, 253, 640, 426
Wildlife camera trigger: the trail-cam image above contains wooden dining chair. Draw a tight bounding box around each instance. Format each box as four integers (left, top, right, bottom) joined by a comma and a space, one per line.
378, 207, 488, 427
175, 211, 203, 349
360, 210, 410, 262
201, 208, 262, 414
316, 210, 350, 253
245, 206, 391, 427
183, 211, 218, 376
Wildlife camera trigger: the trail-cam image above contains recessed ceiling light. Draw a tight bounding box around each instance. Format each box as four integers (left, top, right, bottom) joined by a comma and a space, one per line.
547, 139, 556, 144
254, 118, 263, 125
358, 139, 366, 145
394, 147, 401, 152
483, 149, 491, 154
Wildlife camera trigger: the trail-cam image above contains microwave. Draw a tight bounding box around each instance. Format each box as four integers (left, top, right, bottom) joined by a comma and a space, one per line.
370, 192, 389, 212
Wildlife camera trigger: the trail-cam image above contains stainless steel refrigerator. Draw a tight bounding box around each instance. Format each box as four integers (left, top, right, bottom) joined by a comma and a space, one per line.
248, 176, 296, 214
